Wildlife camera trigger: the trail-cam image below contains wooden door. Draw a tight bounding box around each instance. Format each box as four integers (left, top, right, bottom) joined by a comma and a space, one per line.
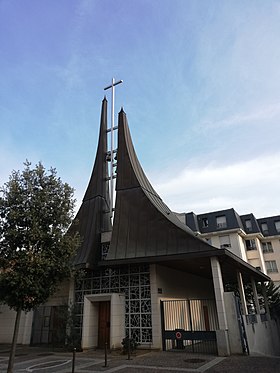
98, 301, 110, 348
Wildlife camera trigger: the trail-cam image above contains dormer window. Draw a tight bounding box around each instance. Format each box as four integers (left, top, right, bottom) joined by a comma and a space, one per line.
275, 221, 280, 233
216, 215, 227, 229
202, 218, 209, 228
245, 219, 252, 231
261, 223, 268, 234
101, 242, 110, 260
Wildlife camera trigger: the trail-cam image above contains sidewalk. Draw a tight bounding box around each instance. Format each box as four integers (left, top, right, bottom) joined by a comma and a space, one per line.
0, 345, 280, 373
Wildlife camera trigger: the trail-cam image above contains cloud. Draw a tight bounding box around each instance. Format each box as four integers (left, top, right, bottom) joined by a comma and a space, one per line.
152, 153, 280, 218
197, 102, 280, 132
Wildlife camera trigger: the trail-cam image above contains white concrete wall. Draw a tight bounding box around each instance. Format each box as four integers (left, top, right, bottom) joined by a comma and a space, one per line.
150, 264, 215, 350
255, 238, 266, 273
244, 315, 280, 356
155, 264, 215, 299
217, 291, 280, 356
211, 257, 230, 356
82, 297, 99, 349
229, 234, 247, 261
236, 235, 248, 262
246, 237, 266, 273
0, 280, 71, 345
203, 232, 247, 261
262, 237, 280, 285
82, 293, 125, 350
150, 264, 161, 349
0, 305, 33, 344
224, 292, 243, 354
110, 293, 126, 349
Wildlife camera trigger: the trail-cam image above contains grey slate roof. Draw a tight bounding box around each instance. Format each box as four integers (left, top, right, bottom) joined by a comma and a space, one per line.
257, 215, 280, 237
70, 98, 111, 268
192, 208, 243, 234
240, 213, 261, 234
106, 109, 221, 260
70, 99, 270, 283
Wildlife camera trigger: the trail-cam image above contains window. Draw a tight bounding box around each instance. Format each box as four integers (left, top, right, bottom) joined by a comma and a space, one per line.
245, 239, 256, 250
219, 235, 231, 249
101, 242, 110, 260
275, 221, 280, 233
261, 223, 268, 234
74, 265, 152, 344
262, 242, 273, 253
265, 260, 278, 273
245, 219, 252, 231
202, 218, 209, 228
216, 215, 227, 229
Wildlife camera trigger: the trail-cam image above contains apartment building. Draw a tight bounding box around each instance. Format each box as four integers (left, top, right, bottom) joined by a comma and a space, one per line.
184, 209, 280, 286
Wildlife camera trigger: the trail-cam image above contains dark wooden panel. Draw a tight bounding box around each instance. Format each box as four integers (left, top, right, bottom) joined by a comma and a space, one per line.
98, 301, 110, 348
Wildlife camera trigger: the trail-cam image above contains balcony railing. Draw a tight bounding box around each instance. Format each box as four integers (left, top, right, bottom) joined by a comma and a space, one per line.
260, 313, 268, 322
246, 314, 258, 324
216, 222, 227, 229
220, 244, 231, 249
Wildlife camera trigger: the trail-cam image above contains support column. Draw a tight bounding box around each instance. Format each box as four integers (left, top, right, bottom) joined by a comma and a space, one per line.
149, 264, 162, 349
237, 271, 248, 315
251, 277, 260, 314
261, 283, 271, 320
211, 257, 230, 356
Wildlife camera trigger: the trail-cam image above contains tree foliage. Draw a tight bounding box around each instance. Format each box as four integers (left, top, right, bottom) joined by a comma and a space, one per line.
225, 280, 280, 315
0, 161, 78, 312
260, 281, 280, 315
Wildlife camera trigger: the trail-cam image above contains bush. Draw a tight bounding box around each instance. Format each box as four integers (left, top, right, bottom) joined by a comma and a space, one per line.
121, 336, 140, 354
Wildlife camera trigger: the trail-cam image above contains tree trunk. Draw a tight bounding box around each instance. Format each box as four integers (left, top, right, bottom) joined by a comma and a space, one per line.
7, 308, 22, 373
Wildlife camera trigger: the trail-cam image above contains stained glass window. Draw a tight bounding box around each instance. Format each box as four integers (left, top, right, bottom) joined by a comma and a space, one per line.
74, 264, 152, 344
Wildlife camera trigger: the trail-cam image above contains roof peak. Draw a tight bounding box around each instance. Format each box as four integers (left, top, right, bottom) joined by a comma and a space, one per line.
119, 106, 125, 114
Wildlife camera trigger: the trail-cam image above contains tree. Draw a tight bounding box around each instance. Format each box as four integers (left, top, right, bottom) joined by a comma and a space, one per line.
0, 161, 78, 373
258, 281, 280, 316
225, 280, 280, 315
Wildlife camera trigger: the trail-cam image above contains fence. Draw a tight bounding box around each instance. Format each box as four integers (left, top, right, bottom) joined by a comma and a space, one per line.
160, 299, 218, 354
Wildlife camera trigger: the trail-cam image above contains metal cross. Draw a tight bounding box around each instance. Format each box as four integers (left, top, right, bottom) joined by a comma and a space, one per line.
104, 78, 123, 218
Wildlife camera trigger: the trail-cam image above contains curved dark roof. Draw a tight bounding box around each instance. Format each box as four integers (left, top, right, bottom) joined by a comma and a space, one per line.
69, 99, 269, 283
107, 109, 216, 260
70, 98, 111, 268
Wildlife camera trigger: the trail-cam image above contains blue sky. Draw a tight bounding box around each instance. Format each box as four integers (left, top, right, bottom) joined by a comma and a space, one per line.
1, 0, 280, 218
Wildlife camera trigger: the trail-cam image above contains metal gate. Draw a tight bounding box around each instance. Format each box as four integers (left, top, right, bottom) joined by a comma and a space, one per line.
31, 305, 68, 346
234, 296, 249, 354
160, 299, 218, 354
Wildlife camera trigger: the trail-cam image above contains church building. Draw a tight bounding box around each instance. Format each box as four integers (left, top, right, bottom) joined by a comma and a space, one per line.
1, 97, 279, 357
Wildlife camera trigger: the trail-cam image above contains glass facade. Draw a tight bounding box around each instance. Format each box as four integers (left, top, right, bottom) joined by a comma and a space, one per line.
74, 264, 152, 344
